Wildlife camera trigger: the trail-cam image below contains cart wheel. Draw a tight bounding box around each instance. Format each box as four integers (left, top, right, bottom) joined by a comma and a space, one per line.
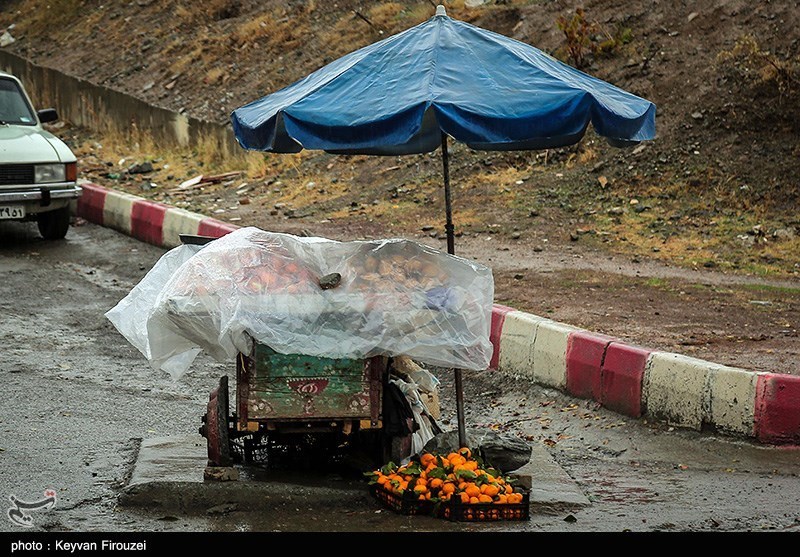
203, 376, 232, 467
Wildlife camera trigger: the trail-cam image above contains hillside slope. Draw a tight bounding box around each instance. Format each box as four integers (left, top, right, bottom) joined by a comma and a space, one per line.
1, 0, 798, 276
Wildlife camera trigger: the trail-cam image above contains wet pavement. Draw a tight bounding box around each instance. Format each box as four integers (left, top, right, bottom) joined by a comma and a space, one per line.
1, 219, 799, 532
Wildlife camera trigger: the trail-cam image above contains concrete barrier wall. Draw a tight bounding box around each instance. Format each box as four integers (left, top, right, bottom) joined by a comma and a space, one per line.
0, 50, 239, 156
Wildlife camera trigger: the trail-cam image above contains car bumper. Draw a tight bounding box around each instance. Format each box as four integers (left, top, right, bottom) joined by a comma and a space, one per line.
0, 183, 83, 204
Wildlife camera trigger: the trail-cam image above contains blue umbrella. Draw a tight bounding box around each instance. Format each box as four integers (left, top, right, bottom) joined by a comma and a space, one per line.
232, 4, 655, 446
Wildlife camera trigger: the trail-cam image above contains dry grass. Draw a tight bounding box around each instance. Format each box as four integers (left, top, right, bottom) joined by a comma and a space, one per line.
7, 0, 84, 35
232, 14, 275, 46
204, 66, 228, 85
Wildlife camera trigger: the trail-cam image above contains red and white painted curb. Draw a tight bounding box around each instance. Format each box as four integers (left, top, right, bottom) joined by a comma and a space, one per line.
75, 182, 800, 445
76, 181, 239, 247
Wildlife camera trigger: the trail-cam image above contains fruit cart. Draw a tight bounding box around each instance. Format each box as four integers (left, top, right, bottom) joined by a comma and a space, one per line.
178, 234, 415, 468
199, 343, 402, 468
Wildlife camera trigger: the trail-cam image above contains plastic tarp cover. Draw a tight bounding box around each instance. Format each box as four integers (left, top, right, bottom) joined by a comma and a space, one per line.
106, 227, 494, 379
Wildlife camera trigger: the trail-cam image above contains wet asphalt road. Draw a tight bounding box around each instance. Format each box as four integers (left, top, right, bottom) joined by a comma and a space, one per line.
1, 219, 799, 533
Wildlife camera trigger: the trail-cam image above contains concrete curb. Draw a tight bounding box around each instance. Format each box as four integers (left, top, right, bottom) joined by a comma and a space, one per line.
75, 182, 800, 445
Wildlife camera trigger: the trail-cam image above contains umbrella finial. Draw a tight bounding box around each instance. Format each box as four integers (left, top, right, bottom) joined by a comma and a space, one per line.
435, 4, 447, 17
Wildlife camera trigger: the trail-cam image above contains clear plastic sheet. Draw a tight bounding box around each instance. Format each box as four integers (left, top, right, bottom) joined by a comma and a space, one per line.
106, 227, 494, 379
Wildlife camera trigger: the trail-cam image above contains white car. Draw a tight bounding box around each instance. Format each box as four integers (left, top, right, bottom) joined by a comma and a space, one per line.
0, 71, 81, 239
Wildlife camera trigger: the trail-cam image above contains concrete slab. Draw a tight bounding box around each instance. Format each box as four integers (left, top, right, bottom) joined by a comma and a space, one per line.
127, 435, 208, 487
510, 444, 591, 510
162, 207, 203, 248
497, 311, 545, 379
532, 320, 580, 390
120, 435, 591, 513
707, 365, 758, 436
643, 351, 712, 430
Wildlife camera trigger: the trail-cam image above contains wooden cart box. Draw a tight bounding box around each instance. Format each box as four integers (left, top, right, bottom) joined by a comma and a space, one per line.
236, 343, 384, 426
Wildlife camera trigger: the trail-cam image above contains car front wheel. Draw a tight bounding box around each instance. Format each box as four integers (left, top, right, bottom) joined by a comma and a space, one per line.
37, 206, 71, 240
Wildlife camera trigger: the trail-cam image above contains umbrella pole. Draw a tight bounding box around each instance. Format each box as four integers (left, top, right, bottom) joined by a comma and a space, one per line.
442, 132, 455, 255
441, 132, 467, 449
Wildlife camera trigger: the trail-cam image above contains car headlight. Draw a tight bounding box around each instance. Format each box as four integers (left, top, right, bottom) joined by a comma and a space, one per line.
34, 163, 66, 184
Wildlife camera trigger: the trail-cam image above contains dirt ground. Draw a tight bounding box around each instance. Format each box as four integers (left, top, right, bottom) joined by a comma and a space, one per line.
116, 208, 795, 376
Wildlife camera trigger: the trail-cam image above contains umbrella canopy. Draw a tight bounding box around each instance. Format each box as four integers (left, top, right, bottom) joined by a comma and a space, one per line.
231, 6, 655, 156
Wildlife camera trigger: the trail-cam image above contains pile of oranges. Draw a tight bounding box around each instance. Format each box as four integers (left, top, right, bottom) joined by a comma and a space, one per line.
368, 447, 525, 505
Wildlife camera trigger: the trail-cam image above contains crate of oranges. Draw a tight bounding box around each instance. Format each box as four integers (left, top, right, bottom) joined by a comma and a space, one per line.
367, 447, 530, 521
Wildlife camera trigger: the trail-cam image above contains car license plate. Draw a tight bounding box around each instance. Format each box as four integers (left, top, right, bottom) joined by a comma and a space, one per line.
0, 205, 25, 219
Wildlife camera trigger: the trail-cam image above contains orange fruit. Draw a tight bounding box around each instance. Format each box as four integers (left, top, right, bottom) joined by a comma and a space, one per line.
429, 478, 443, 490
441, 482, 456, 495
420, 453, 436, 467
495, 494, 508, 504
464, 484, 481, 498
469, 496, 480, 504
504, 484, 513, 494
459, 492, 470, 504
483, 484, 500, 497
478, 494, 493, 504
459, 447, 472, 458
447, 453, 466, 466
464, 460, 478, 471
